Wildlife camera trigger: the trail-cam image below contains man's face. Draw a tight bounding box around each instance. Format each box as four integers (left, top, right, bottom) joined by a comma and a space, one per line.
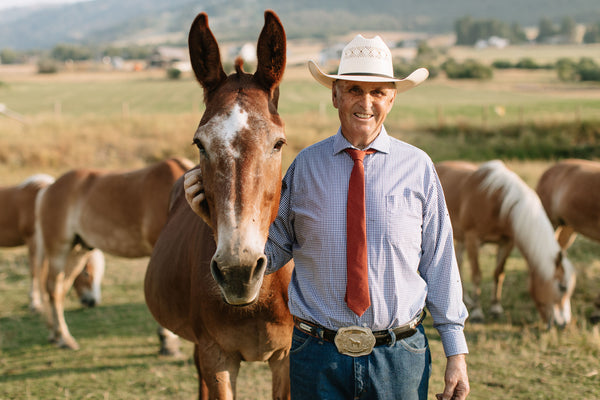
332, 80, 396, 146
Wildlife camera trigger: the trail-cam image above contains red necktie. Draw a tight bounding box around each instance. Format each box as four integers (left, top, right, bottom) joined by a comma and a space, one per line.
345, 148, 375, 316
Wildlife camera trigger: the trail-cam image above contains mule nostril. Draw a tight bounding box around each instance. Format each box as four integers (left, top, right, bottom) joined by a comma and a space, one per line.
210, 259, 225, 285
255, 256, 266, 273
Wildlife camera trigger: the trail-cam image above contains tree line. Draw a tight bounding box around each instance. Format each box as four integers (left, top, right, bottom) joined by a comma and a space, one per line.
455, 15, 600, 45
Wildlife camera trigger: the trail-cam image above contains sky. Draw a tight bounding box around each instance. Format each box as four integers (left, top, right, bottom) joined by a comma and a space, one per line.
0, 0, 89, 10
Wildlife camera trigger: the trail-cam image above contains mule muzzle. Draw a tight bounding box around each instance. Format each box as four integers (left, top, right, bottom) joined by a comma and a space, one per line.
210, 252, 267, 306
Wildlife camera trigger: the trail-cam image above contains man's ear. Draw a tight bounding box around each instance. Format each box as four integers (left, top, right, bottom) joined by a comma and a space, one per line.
386, 88, 397, 111
332, 83, 339, 109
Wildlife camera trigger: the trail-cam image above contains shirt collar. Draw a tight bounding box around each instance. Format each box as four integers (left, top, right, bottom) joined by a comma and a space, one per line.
333, 126, 391, 156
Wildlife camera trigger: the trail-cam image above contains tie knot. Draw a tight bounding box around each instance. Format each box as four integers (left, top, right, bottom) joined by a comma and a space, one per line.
345, 148, 376, 162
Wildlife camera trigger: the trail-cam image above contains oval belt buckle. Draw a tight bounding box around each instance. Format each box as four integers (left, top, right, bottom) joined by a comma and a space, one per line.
334, 326, 376, 357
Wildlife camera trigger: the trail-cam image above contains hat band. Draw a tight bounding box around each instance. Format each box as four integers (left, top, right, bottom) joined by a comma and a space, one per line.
339, 72, 395, 79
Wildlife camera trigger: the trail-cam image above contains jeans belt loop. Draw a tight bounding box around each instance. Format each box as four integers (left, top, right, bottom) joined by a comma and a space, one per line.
387, 328, 397, 346
317, 327, 324, 341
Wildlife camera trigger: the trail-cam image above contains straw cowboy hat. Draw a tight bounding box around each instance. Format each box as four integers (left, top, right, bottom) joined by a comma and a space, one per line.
308, 34, 429, 93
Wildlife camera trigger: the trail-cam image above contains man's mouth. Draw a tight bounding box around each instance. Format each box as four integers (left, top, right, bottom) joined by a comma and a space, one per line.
354, 112, 372, 119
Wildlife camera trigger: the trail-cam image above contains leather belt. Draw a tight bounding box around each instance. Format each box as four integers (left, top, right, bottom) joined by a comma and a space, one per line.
293, 310, 426, 347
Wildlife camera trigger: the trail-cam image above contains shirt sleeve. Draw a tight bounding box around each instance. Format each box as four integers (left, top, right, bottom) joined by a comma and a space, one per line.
418, 161, 469, 357
264, 160, 296, 274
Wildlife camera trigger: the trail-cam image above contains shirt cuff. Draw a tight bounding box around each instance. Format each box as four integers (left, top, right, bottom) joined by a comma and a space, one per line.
438, 326, 469, 357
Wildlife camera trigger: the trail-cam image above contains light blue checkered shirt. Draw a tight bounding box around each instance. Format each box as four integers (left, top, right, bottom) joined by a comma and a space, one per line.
265, 127, 468, 356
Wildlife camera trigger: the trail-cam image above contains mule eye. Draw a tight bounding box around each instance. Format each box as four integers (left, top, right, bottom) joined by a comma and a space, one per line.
273, 139, 286, 152
192, 138, 206, 155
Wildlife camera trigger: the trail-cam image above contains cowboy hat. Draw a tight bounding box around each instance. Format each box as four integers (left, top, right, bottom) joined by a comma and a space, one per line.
308, 34, 429, 93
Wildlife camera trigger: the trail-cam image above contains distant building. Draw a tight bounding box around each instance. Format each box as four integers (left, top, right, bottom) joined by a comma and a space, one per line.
475, 36, 509, 49
228, 43, 257, 63
148, 46, 191, 71
318, 43, 345, 67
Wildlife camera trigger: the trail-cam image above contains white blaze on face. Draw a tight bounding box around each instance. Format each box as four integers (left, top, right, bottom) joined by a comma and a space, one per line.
203, 104, 267, 261
203, 103, 249, 159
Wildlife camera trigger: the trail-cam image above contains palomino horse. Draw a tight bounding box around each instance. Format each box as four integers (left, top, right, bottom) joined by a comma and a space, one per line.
144, 11, 293, 399
536, 158, 600, 324
35, 157, 194, 350
436, 160, 576, 327
0, 174, 104, 311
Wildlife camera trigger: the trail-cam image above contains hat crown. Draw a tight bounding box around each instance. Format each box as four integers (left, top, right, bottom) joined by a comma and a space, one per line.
337, 35, 394, 78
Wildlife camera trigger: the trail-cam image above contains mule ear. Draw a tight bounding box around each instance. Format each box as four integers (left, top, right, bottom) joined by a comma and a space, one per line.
188, 12, 227, 95
254, 10, 286, 94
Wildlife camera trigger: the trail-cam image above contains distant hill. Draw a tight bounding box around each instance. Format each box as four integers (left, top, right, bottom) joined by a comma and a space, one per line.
1, 0, 600, 50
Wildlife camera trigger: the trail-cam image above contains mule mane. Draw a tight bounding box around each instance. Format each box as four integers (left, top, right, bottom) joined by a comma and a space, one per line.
478, 160, 559, 280
234, 57, 245, 75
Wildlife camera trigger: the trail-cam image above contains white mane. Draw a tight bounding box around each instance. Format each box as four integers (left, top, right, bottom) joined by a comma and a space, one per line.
19, 174, 55, 188
478, 160, 559, 281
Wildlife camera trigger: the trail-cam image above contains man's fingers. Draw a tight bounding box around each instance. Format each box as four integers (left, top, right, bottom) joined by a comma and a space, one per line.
184, 171, 199, 187
184, 169, 206, 216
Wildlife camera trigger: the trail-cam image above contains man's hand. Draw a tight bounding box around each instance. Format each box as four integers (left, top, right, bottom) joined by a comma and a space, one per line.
436, 353, 469, 400
184, 168, 205, 217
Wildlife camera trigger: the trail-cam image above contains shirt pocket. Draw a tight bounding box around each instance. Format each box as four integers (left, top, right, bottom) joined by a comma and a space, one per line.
385, 192, 423, 249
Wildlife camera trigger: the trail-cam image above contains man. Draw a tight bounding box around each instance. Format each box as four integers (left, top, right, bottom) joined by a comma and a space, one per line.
264, 35, 469, 400
185, 34, 469, 399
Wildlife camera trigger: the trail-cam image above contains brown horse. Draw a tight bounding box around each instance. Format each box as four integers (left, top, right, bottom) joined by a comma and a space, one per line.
35, 157, 194, 350
436, 160, 576, 327
536, 158, 600, 324
0, 174, 104, 311
144, 11, 293, 400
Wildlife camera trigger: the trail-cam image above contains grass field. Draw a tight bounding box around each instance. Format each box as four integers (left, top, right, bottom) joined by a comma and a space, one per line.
1, 58, 600, 399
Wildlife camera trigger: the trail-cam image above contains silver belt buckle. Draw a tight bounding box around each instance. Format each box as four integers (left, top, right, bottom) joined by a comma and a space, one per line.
334, 326, 376, 357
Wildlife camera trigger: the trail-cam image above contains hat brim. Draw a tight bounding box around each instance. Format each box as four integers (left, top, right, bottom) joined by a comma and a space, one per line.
308, 60, 429, 93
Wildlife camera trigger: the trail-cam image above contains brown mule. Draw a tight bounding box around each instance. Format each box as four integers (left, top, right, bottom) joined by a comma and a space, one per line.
0, 174, 104, 311
144, 11, 293, 400
536, 158, 600, 324
436, 160, 576, 328
35, 157, 194, 350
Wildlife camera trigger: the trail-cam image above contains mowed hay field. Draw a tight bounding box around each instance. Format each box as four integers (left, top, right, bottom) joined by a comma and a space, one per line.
1, 46, 600, 399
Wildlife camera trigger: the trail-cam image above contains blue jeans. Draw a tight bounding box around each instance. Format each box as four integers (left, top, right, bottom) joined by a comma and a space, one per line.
290, 324, 431, 400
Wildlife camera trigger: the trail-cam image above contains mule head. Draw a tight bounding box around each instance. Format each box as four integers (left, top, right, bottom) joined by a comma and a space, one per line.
188, 11, 286, 306
529, 251, 576, 328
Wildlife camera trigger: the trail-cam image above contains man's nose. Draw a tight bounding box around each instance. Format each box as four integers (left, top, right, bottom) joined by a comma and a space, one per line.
358, 94, 373, 108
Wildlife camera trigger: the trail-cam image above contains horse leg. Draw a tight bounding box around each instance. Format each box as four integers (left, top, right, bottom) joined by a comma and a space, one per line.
590, 293, 600, 325
453, 240, 473, 308
46, 265, 78, 349
465, 232, 484, 322
26, 238, 43, 312
268, 350, 290, 400
555, 225, 577, 250
157, 326, 182, 357
46, 248, 89, 350
490, 240, 513, 318
193, 340, 241, 400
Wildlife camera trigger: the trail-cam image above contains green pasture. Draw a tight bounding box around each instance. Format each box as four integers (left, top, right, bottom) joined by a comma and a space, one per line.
1, 238, 599, 399
0, 64, 599, 399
